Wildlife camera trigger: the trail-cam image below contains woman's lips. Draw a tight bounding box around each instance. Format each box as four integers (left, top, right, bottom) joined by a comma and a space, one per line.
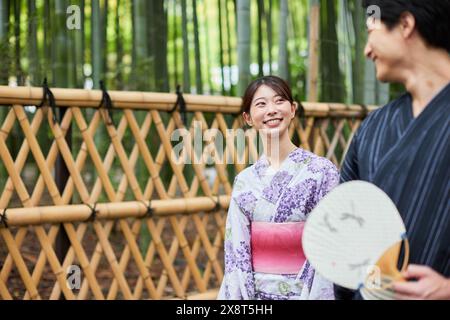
263, 118, 283, 128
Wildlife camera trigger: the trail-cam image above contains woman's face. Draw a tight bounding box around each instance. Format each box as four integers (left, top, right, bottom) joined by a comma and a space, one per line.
243, 85, 297, 137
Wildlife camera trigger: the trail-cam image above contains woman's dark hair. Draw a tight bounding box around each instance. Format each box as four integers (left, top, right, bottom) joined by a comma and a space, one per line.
241, 76, 295, 114
362, 0, 450, 52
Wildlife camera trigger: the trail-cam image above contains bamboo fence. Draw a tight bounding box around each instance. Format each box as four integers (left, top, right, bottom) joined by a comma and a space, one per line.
0, 85, 377, 300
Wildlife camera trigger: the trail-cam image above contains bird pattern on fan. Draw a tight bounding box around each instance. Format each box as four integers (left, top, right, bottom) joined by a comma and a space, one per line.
302, 181, 410, 300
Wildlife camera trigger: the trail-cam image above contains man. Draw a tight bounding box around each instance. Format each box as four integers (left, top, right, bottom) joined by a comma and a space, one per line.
336, 0, 450, 300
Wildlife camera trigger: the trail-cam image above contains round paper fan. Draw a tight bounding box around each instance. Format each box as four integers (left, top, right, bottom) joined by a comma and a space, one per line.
302, 180, 409, 297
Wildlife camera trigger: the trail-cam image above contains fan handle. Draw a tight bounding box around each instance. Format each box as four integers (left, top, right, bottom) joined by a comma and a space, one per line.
377, 237, 410, 290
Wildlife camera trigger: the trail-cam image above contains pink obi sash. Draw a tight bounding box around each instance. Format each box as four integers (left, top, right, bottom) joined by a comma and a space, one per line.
251, 221, 306, 274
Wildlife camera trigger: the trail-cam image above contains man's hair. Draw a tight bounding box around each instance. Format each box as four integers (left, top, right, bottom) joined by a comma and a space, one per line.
362, 0, 450, 52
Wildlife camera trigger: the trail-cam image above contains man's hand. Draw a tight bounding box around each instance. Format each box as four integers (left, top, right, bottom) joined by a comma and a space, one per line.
392, 265, 450, 300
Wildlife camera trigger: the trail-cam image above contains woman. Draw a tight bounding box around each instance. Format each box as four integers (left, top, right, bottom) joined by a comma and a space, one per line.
218, 76, 339, 300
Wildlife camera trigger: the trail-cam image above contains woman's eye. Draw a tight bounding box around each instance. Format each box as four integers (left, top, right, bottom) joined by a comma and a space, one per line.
256, 103, 265, 108
276, 98, 285, 104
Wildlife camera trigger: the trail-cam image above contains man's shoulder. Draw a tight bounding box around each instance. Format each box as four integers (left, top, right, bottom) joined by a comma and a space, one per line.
360, 93, 409, 130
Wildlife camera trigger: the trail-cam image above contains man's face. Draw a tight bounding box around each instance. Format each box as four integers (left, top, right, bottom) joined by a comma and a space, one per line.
364, 18, 407, 83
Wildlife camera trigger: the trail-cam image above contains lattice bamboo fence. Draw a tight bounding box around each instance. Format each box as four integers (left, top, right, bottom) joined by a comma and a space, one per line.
0, 85, 377, 300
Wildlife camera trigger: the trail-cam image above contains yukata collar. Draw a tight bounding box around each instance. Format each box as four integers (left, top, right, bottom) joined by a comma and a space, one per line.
253, 148, 304, 179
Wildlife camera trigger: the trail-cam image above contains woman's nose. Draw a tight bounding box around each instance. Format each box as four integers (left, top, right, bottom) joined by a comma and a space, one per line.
266, 102, 278, 115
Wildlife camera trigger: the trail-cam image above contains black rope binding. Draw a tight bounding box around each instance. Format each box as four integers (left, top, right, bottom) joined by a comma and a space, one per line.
0, 208, 8, 229
37, 78, 58, 124
99, 80, 115, 127
139, 200, 154, 219
208, 195, 222, 213
85, 203, 99, 222
169, 85, 187, 127
361, 104, 369, 118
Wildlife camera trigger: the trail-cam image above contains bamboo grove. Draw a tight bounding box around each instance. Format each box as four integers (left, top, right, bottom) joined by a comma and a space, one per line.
0, 0, 400, 101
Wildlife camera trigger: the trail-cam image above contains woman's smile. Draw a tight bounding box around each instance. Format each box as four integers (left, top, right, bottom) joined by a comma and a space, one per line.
263, 118, 283, 128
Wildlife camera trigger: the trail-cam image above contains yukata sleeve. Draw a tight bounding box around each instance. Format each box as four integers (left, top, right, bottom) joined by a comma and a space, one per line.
316, 162, 340, 203
340, 129, 361, 183
217, 193, 255, 300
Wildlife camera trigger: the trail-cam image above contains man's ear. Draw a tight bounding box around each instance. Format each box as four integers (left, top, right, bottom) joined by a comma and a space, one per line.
242, 112, 253, 126
400, 12, 416, 39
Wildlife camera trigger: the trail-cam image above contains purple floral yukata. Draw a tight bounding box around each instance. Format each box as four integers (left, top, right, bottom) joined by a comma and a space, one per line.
218, 148, 339, 300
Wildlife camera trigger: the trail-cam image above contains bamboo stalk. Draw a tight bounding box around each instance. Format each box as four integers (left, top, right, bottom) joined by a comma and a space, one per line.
0, 228, 41, 299
152, 110, 211, 293
90, 114, 155, 300
123, 110, 168, 199
132, 218, 166, 299
4, 197, 230, 227
10, 105, 100, 300
137, 127, 197, 298
0, 130, 61, 299
0, 272, 12, 300
46, 111, 104, 299
0, 86, 378, 116
169, 112, 225, 290
145, 217, 186, 298
141, 115, 200, 296
0, 108, 44, 208
13, 105, 63, 204
63, 223, 105, 300
92, 220, 134, 299
106, 219, 152, 299
119, 220, 158, 298
307, 0, 320, 102
101, 114, 178, 300
0, 86, 242, 112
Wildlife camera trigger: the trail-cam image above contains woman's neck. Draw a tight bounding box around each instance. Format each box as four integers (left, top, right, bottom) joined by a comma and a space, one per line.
262, 133, 297, 170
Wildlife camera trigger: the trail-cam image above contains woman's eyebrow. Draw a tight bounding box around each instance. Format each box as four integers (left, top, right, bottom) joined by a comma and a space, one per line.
253, 97, 267, 103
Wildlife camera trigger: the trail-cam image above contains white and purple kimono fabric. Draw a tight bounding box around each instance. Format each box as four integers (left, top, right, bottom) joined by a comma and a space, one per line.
218, 148, 340, 300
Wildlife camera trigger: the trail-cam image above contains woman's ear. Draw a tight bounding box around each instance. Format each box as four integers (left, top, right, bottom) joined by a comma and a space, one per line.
242, 112, 253, 127
291, 102, 298, 119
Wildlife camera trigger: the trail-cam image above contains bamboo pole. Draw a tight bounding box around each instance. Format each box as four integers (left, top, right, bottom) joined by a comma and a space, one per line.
0, 86, 242, 113
4, 197, 230, 226
37, 111, 103, 300
112, 109, 205, 299
45, 108, 131, 299
0, 273, 12, 300
0, 228, 41, 299
0, 132, 57, 300
102, 116, 185, 300
133, 118, 197, 299
151, 110, 208, 293
0, 85, 378, 117
11, 105, 100, 300
84, 114, 158, 300
9, 110, 74, 299
160, 111, 225, 291
172, 112, 225, 285
126, 112, 215, 297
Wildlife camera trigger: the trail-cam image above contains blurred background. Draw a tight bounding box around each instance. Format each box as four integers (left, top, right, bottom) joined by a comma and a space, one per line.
0, 0, 405, 101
